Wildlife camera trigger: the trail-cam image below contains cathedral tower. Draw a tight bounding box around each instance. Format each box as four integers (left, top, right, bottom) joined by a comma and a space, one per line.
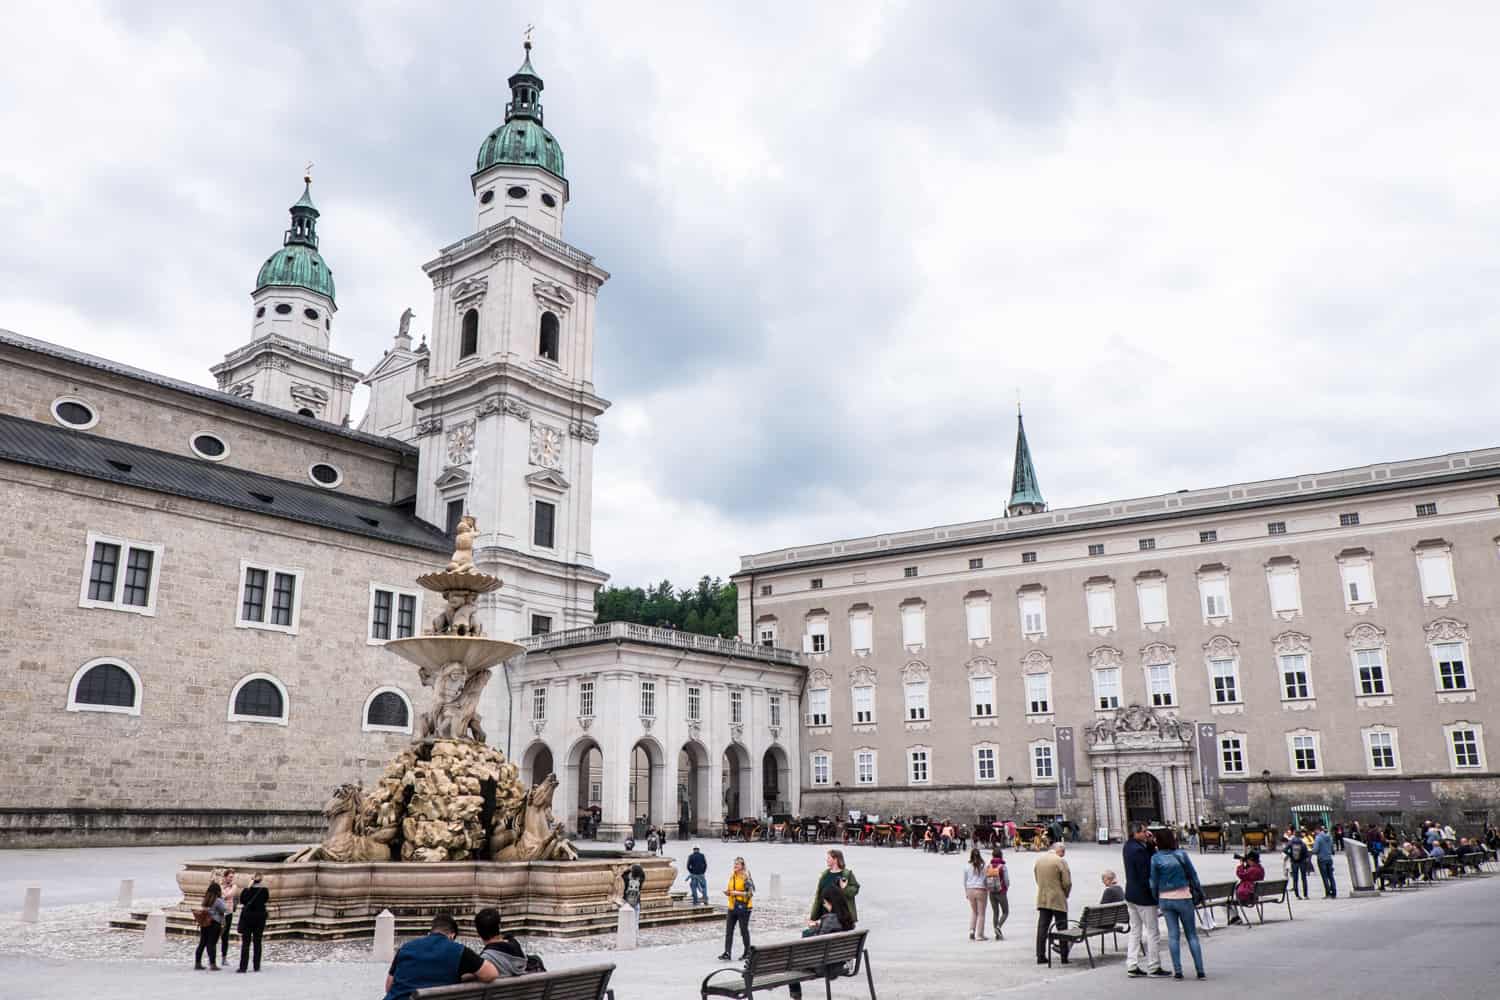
1007, 406, 1046, 516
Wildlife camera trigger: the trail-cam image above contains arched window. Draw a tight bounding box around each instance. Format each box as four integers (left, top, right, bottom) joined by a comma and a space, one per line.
67, 659, 142, 715
363, 687, 413, 734
538, 311, 560, 362
460, 309, 479, 358
228, 673, 288, 725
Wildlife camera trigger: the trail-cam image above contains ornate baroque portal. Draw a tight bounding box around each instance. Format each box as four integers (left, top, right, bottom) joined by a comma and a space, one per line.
1085, 704, 1199, 839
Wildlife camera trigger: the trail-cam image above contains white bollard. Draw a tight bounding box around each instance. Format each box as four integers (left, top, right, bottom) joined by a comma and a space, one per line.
21, 887, 40, 923
117, 879, 135, 910
373, 909, 396, 964
769, 873, 782, 900
143, 911, 166, 957
616, 903, 638, 951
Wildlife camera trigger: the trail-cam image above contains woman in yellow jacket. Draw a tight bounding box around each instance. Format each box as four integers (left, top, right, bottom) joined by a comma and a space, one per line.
718, 856, 755, 961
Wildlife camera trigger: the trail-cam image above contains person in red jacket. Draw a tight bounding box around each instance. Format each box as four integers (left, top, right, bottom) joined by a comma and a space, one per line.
1228, 851, 1265, 925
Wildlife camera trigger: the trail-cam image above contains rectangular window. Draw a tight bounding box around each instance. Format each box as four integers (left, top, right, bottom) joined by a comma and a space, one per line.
812, 753, 831, 786
1356, 649, 1387, 696
1292, 734, 1318, 772
1434, 643, 1469, 690
901, 604, 926, 647
1343, 561, 1375, 606
397, 594, 416, 638
1200, 577, 1230, 619
730, 689, 743, 724
1138, 537, 1156, 551
530, 613, 553, 636
533, 499, 556, 548
965, 598, 992, 641
242, 568, 267, 622
971, 676, 995, 717
1025, 673, 1051, 715
1339, 512, 1360, 527
639, 680, 656, 719
1220, 735, 1245, 774
270, 572, 296, 626
855, 750, 875, 785
371, 589, 393, 640
1415, 502, 1437, 518
806, 618, 829, 654
1368, 731, 1395, 770
1138, 579, 1168, 626
903, 566, 918, 578
908, 749, 929, 784
1418, 549, 1456, 600
810, 578, 823, 589
760, 584, 772, 597
1199, 530, 1218, 544
87, 541, 120, 602
808, 688, 831, 727
1149, 663, 1174, 706
1032, 743, 1054, 780
238, 562, 302, 632
976, 747, 997, 782
769, 693, 782, 728
1280, 654, 1311, 700
1094, 667, 1121, 710
905, 681, 929, 721
1086, 584, 1116, 630
1021, 551, 1037, 564
445, 499, 466, 536
532, 685, 547, 721
1021, 594, 1046, 636
687, 685, 701, 722
579, 679, 595, 718
1268, 565, 1301, 614
82, 535, 161, 614
758, 625, 776, 648
969, 557, 984, 570
1267, 521, 1287, 536
1210, 658, 1239, 703
121, 548, 154, 607
1451, 728, 1481, 768
1088, 543, 1105, 557
849, 613, 873, 653
853, 686, 874, 724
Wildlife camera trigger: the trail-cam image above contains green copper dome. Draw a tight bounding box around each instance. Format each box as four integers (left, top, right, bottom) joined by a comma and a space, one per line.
254, 180, 336, 303
474, 42, 565, 179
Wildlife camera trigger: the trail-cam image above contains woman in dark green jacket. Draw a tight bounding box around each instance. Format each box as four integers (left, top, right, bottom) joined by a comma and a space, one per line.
808, 849, 861, 926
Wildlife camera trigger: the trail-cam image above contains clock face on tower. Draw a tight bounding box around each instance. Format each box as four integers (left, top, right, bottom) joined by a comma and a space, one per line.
529, 423, 563, 469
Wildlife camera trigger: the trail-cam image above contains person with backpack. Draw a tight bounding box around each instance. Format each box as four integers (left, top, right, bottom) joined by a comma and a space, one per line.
192, 880, 228, 971
1148, 828, 1206, 980
963, 848, 990, 940
686, 846, 709, 906
718, 856, 754, 961
786, 885, 856, 999
474, 907, 538, 978
985, 847, 1010, 940
808, 849, 860, 927
1285, 831, 1312, 899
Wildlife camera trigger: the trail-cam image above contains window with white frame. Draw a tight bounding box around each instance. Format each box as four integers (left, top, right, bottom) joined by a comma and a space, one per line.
80, 533, 162, 615
1338, 552, 1377, 609
67, 658, 142, 716
1415, 502, 1437, 517
804, 615, 829, 654
1267, 559, 1302, 617
1199, 530, 1218, 544
1198, 571, 1230, 621
362, 687, 412, 733
855, 749, 876, 785
907, 747, 930, 784
1355, 648, 1388, 696
532, 685, 548, 721
1210, 657, 1240, 704
905, 679, 929, 721
1219, 734, 1246, 775
849, 608, 873, 653
730, 689, 744, 724
769, 692, 782, 728
1280, 653, 1313, 700
808, 687, 831, 726
1136, 575, 1168, 628
1020, 591, 1047, 637
970, 675, 995, 718
639, 679, 656, 719
1416, 544, 1457, 602
369, 585, 419, 642
975, 745, 997, 782
1032, 741, 1055, 781
1148, 663, 1175, 707
1093, 666, 1121, 710
757, 620, 777, 648
969, 557, 984, 569
1267, 520, 1287, 536
1432, 641, 1470, 691
1289, 732, 1320, 773
811, 752, 831, 785
852, 685, 875, 725
1025, 673, 1051, 715
532, 498, 557, 549
579, 679, 595, 718
227, 673, 289, 725
1085, 580, 1116, 631
686, 684, 701, 721
1364, 728, 1398, 771
237, 562, 302, 633
1088, 543, 1105, 557
965, 594, 992, 641
1446, 724, 1484, 770
901, 602, 926, 648
1339, 512, 1360, 527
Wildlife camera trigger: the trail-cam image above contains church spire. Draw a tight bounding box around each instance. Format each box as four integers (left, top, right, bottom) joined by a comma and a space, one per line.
505, 39, 544, 124
285, 170, 320, 249
1007, 405, 1046, 517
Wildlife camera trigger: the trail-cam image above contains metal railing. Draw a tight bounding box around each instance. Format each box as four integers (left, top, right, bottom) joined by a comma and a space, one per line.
518, 621, 804, 667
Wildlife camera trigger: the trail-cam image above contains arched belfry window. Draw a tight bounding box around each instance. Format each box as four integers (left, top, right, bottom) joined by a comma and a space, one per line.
539, 311, 560, 362
460, 309, 479, 358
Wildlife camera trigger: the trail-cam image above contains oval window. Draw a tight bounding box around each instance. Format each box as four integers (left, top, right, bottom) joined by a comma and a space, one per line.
255, 306, 266, 318
309, 463, 342, 487
507, 185, 528, 200
541, 193, 557, 208
275, 303, 292, 315
51, 398, 97, 429
191, 433, 228, 460
479, 189, 495, 205
304, 308, 319, 321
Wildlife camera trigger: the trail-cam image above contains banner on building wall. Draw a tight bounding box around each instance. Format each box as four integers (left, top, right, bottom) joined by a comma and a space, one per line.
1195, 722, 1218, 802
1345, 780, 1435, 811
1220, 783, 1249, 808
1056, 726, 1075, 799
1035, 786, 1058, 809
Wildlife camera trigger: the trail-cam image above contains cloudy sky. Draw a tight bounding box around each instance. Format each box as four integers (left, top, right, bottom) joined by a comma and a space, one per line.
4, 2, 1498, 588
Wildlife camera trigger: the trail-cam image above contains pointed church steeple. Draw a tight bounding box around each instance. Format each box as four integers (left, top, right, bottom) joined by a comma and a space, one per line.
1007, 405, 1046, 517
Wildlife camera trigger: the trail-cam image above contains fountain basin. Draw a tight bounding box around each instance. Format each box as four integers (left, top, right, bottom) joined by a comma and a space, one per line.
383, 635, 526, 672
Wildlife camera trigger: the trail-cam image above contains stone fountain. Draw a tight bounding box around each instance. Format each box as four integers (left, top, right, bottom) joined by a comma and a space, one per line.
117, 517, 710, 939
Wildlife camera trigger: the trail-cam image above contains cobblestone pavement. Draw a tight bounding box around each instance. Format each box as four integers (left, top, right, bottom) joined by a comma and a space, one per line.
1, 839, 1495, 998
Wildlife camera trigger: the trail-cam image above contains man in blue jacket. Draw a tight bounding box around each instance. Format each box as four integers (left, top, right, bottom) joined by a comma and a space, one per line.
1123, 823, 1169, 977
1313, 826, 1337, 898
687, 846, 709, 906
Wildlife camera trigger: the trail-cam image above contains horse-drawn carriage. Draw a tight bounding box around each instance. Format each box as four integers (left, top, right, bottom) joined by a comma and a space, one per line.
1013, 824, 1050, 851
1198, 823, 1228, 853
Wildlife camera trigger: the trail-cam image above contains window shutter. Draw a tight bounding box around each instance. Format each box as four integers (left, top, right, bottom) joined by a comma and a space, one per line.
1086, 588, 1115, 629
966, 601, 991, 640
1419, 552, 1454, 598
1270, 571, 1298, 612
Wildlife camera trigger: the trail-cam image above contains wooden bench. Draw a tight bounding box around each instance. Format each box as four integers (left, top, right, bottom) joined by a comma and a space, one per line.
1245, 879, 1292, 923
701, 929, 873, 1000
410, 963, 616, 1000
1046, 902, 1128, 969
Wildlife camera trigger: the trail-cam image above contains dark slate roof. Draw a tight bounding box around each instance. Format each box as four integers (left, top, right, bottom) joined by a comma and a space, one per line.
0, 413, 449, 553
0, 328, 415, 456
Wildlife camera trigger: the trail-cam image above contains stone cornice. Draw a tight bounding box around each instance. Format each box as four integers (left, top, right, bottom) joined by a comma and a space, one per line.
423, 217, 611, 285
408, 359, 611, 415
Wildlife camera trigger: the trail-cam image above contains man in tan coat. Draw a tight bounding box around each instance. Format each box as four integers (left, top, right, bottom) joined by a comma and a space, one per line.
1034, 842, 1073, 964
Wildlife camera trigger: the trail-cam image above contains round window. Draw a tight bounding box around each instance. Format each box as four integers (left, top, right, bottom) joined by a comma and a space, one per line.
255, 306, 266, 318
541, 193, 557, 208
480, 189, 495, 205
190, 433, 228, 460
275, 303, 292, 315
507, 185, 528, 200
51, 398, 97, 429
304, 307, 319, 320
309, 463, 342, 487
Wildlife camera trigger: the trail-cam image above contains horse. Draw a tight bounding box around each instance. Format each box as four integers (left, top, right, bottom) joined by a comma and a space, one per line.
285, 783, 395, 863
490, 774, 578, 862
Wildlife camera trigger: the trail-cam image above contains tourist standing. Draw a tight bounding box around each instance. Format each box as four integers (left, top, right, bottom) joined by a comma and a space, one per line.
1285, 831, 1312, 898
1313, 825, 1337, 897
964, 848, 989, 940
1148, 828, 1206, 980
218, 868, 239, 965
719, 856, 754, 961
193, 881, 227, 971
235, 873, 270, 973
687, 846, 709, 906
809, 849, 860, 926
383, 913, 495, 999
646, 828, 659, 855
1123, 822, 1167, 977
1033, 842, 1072, 965
985, 847, 1010, 941
621, 863, 646, 917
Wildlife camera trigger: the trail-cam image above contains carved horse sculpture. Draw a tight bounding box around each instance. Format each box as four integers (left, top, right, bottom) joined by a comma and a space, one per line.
285, 783, 396, 863
489, 774, 578, 862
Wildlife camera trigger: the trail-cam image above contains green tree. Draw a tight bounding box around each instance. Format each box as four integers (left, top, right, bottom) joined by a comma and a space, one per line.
594, 576, 740, 639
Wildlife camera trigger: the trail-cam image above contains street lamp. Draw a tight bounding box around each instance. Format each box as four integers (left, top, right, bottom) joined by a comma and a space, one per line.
1260, 769, 1275, 829
1006, 775, 1018, 813
833, 780, 844, 819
